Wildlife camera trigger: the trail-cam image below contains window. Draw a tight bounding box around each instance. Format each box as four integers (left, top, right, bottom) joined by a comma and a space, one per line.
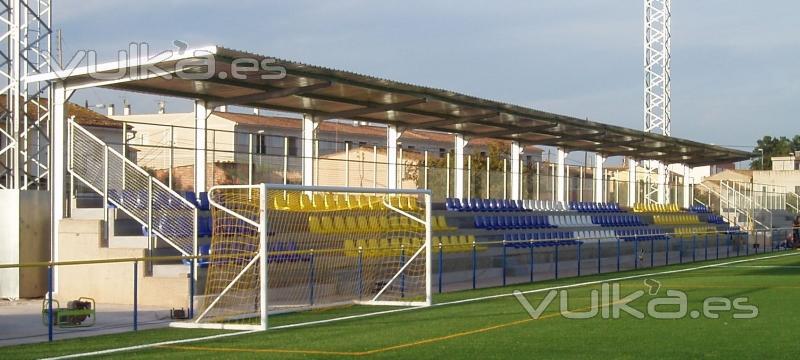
287, 137, 299, 156
255, 134, 268, 155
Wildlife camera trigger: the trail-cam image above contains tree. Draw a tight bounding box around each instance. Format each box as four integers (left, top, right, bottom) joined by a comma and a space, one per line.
750, 135, 795, 170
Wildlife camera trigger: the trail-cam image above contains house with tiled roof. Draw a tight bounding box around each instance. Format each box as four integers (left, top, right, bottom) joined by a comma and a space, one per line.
107, 107, 543, 190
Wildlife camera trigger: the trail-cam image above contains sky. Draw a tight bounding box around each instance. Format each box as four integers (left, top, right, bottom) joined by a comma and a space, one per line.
56, 0, 800, 158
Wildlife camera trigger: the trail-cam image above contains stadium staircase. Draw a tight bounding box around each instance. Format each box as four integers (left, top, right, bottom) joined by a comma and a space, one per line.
66, 119, 199, 280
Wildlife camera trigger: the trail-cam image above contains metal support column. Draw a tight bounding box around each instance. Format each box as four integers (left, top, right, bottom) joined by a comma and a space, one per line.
454, 134, 466, 199
594, 153, 605, 202
302, 114, 317, 187
510, 141, 522, 200
194, 100, 209, 194
556, 148, 566, 203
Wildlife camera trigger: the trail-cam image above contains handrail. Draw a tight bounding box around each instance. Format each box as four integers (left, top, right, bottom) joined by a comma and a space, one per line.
720, 180, 771, 230
68, 119, 197, 259
787, 192, 800, 214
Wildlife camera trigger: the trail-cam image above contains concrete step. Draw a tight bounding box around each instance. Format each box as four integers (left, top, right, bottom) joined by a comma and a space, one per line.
70, 207, 105, 220
108, 235, 148, 249
152, 264, 190, 278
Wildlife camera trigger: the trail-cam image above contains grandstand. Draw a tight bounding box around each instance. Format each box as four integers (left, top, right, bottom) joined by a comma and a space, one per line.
8, 45, 796, 352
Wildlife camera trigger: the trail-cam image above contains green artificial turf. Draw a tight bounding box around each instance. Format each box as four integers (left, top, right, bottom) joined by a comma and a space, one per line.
4, 251, 799, 359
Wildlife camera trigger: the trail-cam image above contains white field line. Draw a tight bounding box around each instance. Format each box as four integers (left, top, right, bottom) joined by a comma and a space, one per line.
42, 251, 800, 360
718, 265, 800, 269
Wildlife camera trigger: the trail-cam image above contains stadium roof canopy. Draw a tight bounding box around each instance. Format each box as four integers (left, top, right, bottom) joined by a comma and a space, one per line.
33, 45, 751, 166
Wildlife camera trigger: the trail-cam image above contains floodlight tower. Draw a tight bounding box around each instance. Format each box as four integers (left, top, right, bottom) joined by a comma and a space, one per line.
643, 0, 671, 203
0, 0, 53, 190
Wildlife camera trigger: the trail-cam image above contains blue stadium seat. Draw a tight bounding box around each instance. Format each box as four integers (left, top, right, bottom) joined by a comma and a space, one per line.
198, 215, 212, 237
182, 191, 196, 206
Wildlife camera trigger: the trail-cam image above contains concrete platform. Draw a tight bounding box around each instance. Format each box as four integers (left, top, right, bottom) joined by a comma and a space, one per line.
0, 299, 173, 347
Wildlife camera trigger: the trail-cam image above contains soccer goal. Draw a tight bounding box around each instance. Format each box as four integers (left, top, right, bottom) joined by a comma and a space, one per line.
172, 184, 432, 330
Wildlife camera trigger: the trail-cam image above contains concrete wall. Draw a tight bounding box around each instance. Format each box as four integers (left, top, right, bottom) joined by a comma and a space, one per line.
0, 190, 49, 299
113, 113, 237, 169
752, 170, 800, 193
57, 219, 188, 307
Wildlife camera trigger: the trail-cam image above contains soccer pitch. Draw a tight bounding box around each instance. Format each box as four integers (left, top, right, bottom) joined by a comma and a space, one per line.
7, 251, 799, 359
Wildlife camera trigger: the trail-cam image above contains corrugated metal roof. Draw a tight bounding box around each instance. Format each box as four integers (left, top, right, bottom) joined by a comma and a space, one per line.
43, 45, 751, 166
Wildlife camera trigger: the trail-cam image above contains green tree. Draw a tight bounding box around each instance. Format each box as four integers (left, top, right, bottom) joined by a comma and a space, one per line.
750, 135, 794, 170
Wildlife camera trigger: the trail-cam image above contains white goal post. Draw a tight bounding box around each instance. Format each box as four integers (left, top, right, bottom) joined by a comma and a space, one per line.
172, 184, 433, 331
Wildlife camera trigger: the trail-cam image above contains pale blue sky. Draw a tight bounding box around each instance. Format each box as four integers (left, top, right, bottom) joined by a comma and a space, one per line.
58, 0, 800, 153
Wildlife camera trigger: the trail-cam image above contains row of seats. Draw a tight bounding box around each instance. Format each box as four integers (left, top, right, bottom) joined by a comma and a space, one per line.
673, 226, 719, 236
652, 214, 699, 225
309, 215, 425, 233
143, 215, 211, 237
706, 214, 727, 225
569, 202, 623, 213
503, 232, 583, 248
523, 200, 569, 212
474, 215, 555, 230
633, 203, 681, 213
273, 193, 419, 212
592, 215, 645, 227
181, 191, 209, 211
267, 241, 311, 263
446, 198, 569, 212
447, 198, 527, 212
343, 236, 482, 256
616, 229, 669, 241
434, 235, 484, 252
549, 215, 597, 227
688, 204, 711, 213
575, 229, 617, 240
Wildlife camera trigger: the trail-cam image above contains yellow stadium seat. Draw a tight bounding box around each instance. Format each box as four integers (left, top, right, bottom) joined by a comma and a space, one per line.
355, 239, 367, 253
358, 195, 371, 209
379, 217, 391, 231
406, 196, 420, 211
367, 216, 381, 231
369, 196, 386, 211
344, 239, 357, 256
324, 193, 336, 209
286, 192, 302, 211
272, 195, 288, 210
389, 195, 402, 209
457, 235, 469, 252
320, 216, 334, 233
365, 239, 380, 257
379, 238, 392, 256
300, 194, 313, 211
398, 216, 411, 230
345, 216, 358, 231
336, 194, 348, 209
432, 236, 441, 249
389, 216, 402, 231
313, 193, 326, 210
348, 195, 359, 209
333, 216, 347, 233
357, 217, 369, 231
438, 216, 456, 231
308, 216, 323, 233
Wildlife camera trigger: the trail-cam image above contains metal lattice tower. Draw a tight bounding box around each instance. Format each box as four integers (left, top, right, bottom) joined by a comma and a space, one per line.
643, 0, 671, 203
0, 0, 53, 190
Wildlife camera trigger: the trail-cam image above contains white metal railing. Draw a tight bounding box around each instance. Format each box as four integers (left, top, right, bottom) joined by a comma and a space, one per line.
720, 180, 771, 230
69, 119, 197, 259
788, 192, 800, 214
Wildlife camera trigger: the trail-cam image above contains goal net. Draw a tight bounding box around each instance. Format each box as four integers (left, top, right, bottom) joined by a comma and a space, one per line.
173, 184, 432, 330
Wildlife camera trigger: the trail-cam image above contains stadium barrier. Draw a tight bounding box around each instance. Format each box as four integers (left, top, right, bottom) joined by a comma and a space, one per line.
0, 227, 794, 344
